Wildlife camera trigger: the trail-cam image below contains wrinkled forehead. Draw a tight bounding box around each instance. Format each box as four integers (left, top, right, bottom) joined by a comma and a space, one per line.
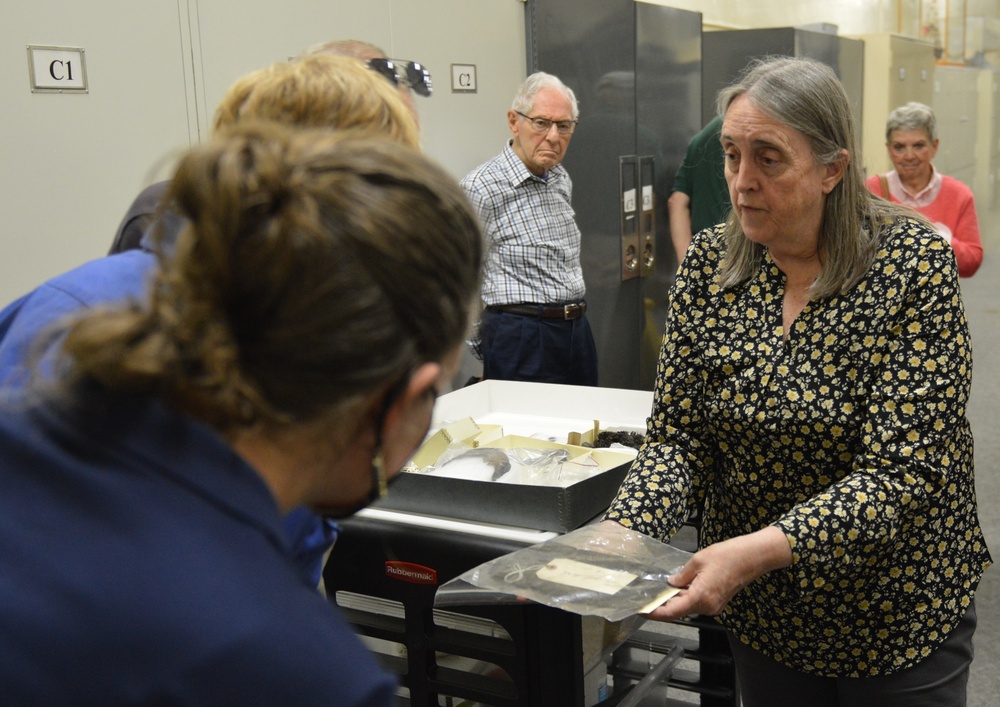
529, 87, 574, 118
889, 127, 933, 143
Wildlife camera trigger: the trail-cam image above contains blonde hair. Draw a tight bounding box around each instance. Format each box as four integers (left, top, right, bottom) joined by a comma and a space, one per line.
64, 123, 481, 432
212, 53, 419, 149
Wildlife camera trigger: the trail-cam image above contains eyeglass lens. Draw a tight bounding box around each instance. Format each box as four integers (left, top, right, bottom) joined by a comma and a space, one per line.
404, 61, 432, 97
367, 58, 396, 85
367, 58, 432, 97
518, 112, 575, 135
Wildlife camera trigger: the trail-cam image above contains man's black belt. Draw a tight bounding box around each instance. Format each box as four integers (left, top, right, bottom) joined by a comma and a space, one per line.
487, 302, 587, 320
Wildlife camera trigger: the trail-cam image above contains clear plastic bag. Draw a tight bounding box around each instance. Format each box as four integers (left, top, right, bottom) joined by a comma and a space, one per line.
435, 522, 692, 622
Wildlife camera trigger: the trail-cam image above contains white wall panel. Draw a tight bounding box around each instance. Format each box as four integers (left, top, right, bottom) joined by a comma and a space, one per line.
933, 64, 981, 185
192, 0, 526, 180
643, 0, 891, 34
1, 1, 194, 304
390, 0, 527, 179
192, 0, 396, 134
0, 0, 526, 306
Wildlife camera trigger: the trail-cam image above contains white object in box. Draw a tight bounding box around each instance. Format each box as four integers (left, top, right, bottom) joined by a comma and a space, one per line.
372, 381, 654, 532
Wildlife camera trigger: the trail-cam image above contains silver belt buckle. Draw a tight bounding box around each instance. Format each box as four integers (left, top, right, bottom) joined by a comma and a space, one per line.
564, 303, 577, 319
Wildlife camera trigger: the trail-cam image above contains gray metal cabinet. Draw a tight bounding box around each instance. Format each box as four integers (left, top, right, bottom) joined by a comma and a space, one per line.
700, 27, 864, 134
854, 33, 937, 178
527, 0, 703, 391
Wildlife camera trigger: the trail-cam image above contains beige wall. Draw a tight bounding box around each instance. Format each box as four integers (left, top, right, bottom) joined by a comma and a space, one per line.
644, 0, 896, 33
0, 0, 526, 306
4, 0, 999, 307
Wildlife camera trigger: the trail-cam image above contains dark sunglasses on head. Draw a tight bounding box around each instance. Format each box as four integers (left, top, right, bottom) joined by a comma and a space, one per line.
367, 57, 433, 97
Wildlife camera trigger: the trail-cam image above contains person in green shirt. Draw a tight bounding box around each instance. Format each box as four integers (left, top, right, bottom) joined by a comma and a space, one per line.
667, 114, 730, 265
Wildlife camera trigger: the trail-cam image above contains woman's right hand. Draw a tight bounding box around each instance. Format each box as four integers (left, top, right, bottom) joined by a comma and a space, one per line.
643, 525, 792, 620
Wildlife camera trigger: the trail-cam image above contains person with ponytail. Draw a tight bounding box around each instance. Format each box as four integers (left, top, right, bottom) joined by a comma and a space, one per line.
0, 123, 482, 704
0, 52, 421, 590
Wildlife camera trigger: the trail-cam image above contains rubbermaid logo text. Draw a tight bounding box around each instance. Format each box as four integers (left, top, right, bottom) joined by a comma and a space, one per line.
385, 561, 438, 585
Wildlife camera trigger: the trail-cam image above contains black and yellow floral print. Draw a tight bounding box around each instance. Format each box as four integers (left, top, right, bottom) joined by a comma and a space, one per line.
606, 216, 991, 677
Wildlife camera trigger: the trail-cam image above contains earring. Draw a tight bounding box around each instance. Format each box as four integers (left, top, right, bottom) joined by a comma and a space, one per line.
371, 445, 389, 500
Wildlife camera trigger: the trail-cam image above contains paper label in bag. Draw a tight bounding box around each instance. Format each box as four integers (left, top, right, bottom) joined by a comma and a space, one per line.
536, 558, 637, 595
637, 586, 683, 615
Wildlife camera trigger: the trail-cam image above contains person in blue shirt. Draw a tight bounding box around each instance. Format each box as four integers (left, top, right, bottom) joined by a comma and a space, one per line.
0, 122, 482, 704
0, 53, 422, 588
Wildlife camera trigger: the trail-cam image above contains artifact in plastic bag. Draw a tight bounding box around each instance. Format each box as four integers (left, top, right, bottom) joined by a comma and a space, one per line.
421, 443, 606, 487
508, 447, 570, 485
435, 522, 692, 622
431, 446, 514, 481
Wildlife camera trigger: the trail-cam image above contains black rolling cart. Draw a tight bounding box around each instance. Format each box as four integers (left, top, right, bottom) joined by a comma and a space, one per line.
325, 512, 585, 705
323, 509, 737, 706
323, 381, 738, 705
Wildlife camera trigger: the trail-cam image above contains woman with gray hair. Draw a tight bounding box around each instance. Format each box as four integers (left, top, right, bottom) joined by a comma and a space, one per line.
604, 57, 990, 706
866, 101, 982, 277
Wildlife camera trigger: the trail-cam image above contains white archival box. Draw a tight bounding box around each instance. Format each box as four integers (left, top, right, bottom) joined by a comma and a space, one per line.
371, 380, 654, 532
431, 379, 652, 439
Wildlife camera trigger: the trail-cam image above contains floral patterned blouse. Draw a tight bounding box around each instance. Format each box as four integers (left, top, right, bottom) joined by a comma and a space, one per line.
605, 214, 992, 677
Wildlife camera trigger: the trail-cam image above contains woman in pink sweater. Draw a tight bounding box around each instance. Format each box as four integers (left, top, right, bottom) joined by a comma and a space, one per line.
866, 102, 983, 277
